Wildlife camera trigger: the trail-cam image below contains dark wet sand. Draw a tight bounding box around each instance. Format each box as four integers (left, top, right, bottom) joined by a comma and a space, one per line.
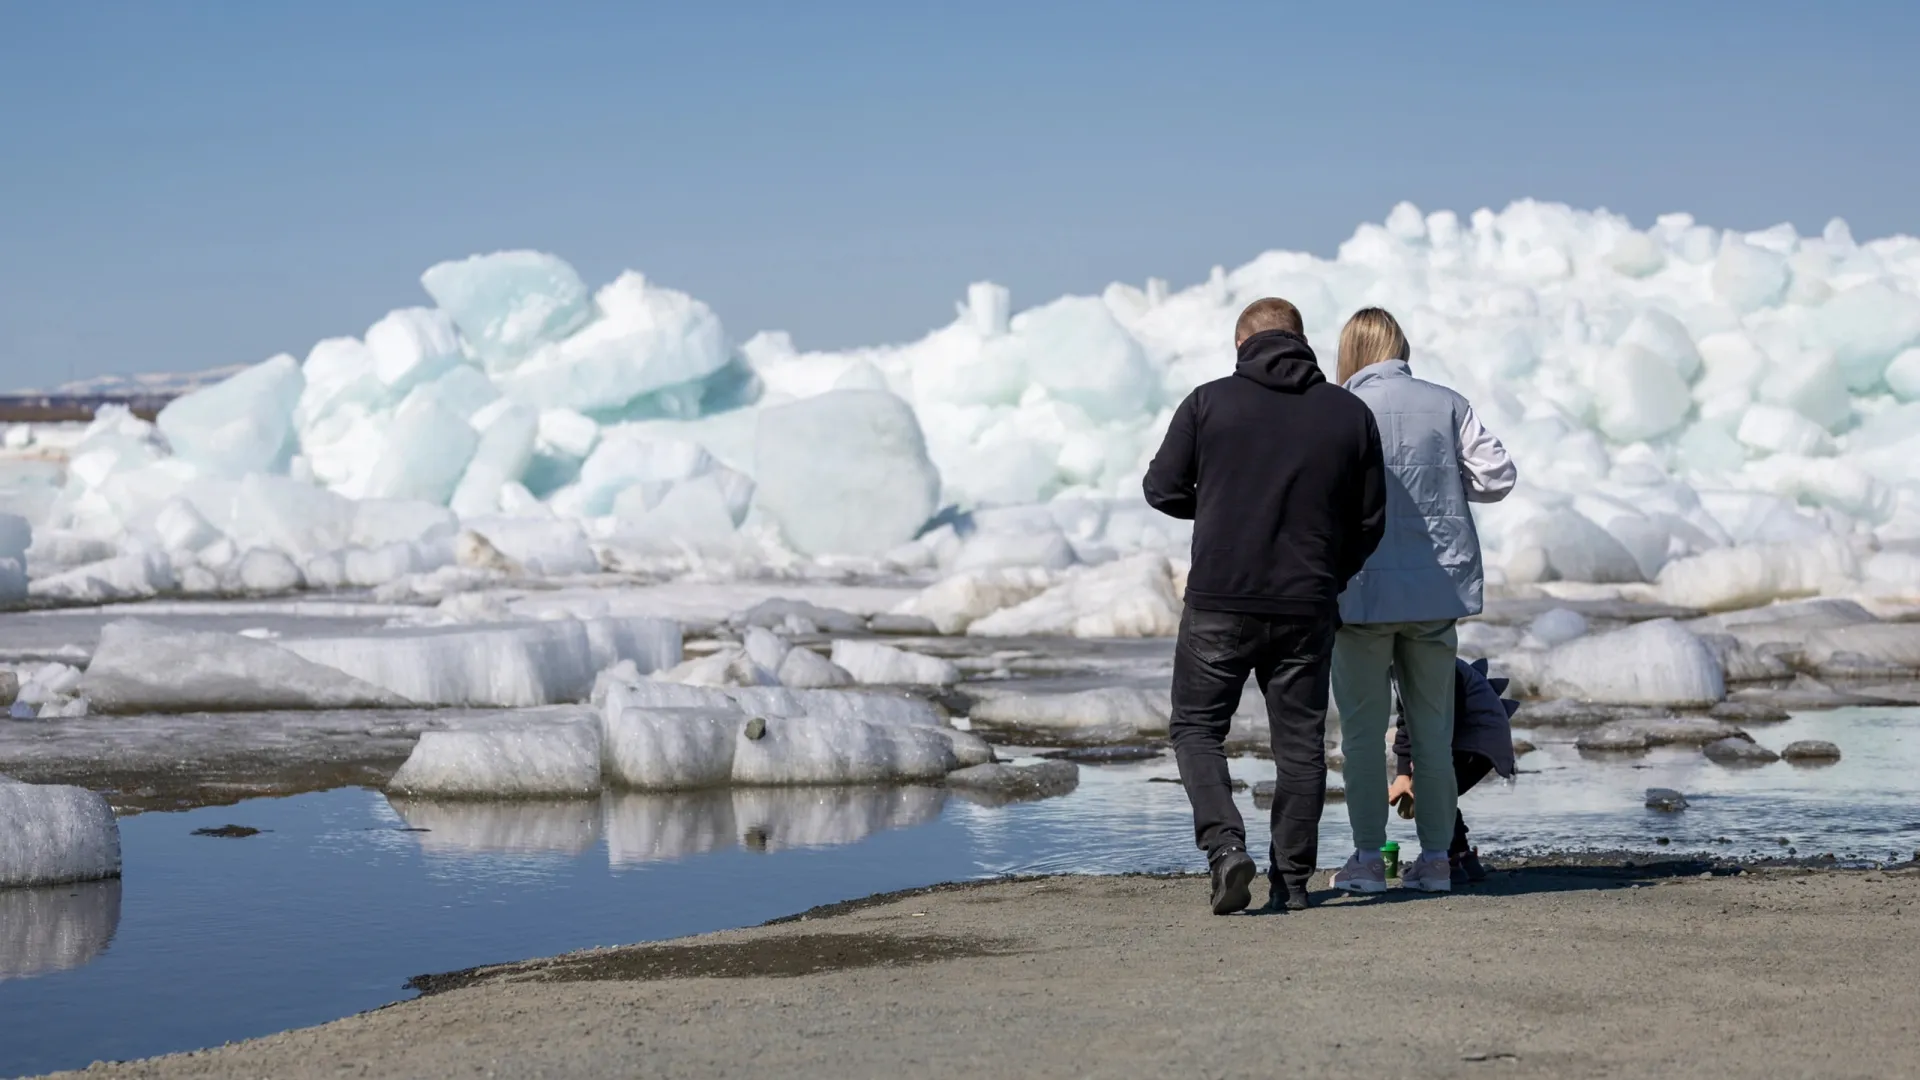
43, 861, 1918, 1079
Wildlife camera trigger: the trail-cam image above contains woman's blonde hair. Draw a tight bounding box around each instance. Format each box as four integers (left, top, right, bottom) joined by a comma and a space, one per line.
1336, 307, 1410, 385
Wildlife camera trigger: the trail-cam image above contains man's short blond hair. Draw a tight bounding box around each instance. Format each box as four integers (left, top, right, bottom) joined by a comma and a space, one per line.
1235, 297, 1304, 345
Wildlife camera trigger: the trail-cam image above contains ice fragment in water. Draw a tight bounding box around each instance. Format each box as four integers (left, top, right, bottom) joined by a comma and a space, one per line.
0, 782, 121, 887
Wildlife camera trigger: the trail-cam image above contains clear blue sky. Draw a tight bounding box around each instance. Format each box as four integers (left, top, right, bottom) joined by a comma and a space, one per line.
2, 1, 1916, 390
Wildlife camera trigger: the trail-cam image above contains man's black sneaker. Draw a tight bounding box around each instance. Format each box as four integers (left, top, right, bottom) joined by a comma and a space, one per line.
1209, 848, 1256, 915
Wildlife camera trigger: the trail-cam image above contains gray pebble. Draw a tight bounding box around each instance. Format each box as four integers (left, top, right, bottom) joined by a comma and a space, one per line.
1781, 739, 1842, 763
1703, 736, 1780, 766
1645, 788, 1689, 812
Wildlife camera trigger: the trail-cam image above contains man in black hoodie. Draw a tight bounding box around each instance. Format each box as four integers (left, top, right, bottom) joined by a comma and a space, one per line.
1144, 297, 1386, 915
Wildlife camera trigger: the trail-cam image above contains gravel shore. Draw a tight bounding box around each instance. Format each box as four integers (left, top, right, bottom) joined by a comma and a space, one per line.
44, 860, 1918, 1079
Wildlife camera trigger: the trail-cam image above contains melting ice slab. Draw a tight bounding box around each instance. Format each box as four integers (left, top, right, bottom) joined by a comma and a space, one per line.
0, 781, 122, 888
388, 715, 602, 798
80, 619, 410, 713
281, 617, 681, 707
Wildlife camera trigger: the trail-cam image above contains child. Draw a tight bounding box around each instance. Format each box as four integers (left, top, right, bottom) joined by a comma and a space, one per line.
1389, 657, 1520, 883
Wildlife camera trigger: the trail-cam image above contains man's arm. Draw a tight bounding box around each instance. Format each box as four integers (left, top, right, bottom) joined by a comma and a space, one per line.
1458, 402, 1516, 503
1336, 411, 1388, 585
1142, 393, 1200, 520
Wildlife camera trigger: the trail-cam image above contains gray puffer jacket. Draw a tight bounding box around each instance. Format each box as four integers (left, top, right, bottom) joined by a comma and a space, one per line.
1337, 360, 1515, 625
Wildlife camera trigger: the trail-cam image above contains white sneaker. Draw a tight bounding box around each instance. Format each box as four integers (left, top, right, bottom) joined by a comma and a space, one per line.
1401, 853, 1453, 893
1329, 851, 1387, 894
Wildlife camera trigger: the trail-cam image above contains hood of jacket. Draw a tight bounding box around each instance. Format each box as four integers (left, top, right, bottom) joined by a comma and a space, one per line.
1233, 330, 1326, 393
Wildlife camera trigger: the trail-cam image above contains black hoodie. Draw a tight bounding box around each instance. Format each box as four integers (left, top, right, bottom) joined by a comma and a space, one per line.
1143, 330, 1386, 616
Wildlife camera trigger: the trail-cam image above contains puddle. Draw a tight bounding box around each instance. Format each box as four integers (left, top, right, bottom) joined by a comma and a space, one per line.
1, 707, 1915, 1077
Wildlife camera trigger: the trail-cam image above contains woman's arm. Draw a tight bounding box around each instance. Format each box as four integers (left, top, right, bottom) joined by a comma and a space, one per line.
1457, 402, 1516, 503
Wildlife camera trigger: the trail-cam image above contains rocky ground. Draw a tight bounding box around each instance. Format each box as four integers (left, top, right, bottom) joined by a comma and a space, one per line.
42, 861, 1918, 1080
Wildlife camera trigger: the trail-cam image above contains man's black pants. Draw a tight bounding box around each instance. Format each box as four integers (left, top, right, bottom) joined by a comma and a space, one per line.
1169, 606, 1335, 893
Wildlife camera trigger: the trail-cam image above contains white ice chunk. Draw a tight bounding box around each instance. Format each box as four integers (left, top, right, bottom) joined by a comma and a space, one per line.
580, 616, 683, 674
1806, 282, 1920, 390
1593, 345, 1691, 443
153, 497, 221, 553
1736, 404, 1836, 456
156, 354, 303, 478
342, 544, 416, 588
387, 716, 602, 798
28, 551, 176, 604
0, 783, 121, 887
729, 714, 958, 785
560, 435, 713, 517
969, 687, 1170, 740
604, 679, 946, 730
364, 307, 465, 397
967, 554, 1180, 637
1538, 619, 1726, 706
1010, 295, 1157, 421
351, 498, 459, 549
233, 548, 303, 593
1656, 536, 1860, 611
459, 517, 598, 575
361, 395, 478, 504
777, 646, 854, 689
1882, 346, 1920, 403
448, 402, 538, 518
600, 706, 740, 790
283, 618, 673, 707
536, 408, 600, 460
611, 469, 753, 552
1617, 309, 1703, 383
754, 390, 940, 557
1712, 235, 1790, 312
1758, 347, 1850, 430
653, 647, 778, 688
829, 640, 960, 686
500, 272, 730, 413
79, 619, 411, 712
420, 251, 592, 372
742, 627, 791, 673
951, 528, 1078, 572
222, 475, 356, 560
1523, 607, 1590, 648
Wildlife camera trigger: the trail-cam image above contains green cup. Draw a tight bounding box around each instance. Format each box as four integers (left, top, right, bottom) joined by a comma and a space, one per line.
1381, 841, 1400, 880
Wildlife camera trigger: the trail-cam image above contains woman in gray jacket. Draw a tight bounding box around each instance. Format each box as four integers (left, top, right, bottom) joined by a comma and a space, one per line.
1327, 308, 1516, 895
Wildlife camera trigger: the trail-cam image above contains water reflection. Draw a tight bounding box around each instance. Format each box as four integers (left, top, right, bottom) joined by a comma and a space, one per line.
387, 799, 601, 856
0, 879, 122, 981
387, 786, 952, 865
604, 786, 948, 863
602, 790, 736, 866
730, 786, 946, 854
